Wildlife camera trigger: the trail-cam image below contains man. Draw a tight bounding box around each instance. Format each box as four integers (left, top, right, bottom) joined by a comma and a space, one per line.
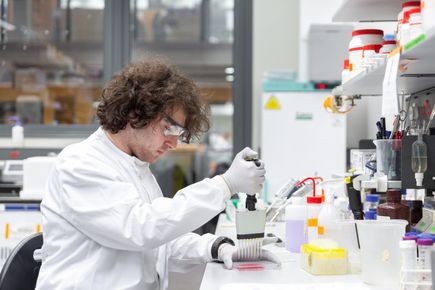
35, 59, 275, 290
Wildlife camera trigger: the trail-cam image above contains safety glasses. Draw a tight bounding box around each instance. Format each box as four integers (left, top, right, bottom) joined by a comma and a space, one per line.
163, 113, 186, 137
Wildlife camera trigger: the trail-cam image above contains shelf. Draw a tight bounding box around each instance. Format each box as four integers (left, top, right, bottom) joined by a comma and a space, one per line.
341, 64, 386, 96
332, 0, 402, 22
341, 31, 435, 96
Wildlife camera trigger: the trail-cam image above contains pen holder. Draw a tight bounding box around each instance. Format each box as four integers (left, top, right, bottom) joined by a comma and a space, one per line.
373, 139, 402, 180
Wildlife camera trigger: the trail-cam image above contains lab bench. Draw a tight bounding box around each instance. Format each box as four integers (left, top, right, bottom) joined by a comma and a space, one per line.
199, 214, 396, 290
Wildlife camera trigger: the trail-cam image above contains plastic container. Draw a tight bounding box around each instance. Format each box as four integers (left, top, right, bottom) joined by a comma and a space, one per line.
285, 196, 307, 253
401, 10, 412, 46
398, 1, 421, 45
400, 240, 417, 286
356, 219, 408, 286
409, 8, 423, 41
379, 40, 397, 54
9, 116, 24, 147
422, 0, 435, 34
373, 139, 402, 180
306, 195, 322, 242
348, 29, 383, 72
341, 59, 351, 83
361, 44, 383, 71
377, 189, 411, 231
317, 191, 341, 239
300, 242, 348, 275
416, 238, 433, 284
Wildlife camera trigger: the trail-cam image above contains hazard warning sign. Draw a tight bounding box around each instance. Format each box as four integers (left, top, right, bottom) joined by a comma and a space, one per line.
265, 95, 281, 110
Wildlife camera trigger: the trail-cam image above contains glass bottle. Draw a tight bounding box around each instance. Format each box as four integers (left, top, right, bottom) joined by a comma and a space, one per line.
411, 129, 427, 187
364, 194, 379, 220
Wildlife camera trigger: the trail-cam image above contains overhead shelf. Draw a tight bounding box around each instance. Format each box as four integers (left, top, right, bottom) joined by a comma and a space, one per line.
341, 31, 435, 96
332, 0, 402, 22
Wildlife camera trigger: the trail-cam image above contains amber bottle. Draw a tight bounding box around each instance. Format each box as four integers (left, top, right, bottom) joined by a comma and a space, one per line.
377, 189, 410, 231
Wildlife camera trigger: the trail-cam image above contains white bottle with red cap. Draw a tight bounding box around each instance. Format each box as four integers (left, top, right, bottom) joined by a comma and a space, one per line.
306, 195, 322, 242
409, 7, 423, 41
397, 1, 421, 46
348, 29, 383, 75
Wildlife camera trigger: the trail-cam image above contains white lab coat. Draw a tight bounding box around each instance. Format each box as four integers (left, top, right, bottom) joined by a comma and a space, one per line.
35, 127, 230, 290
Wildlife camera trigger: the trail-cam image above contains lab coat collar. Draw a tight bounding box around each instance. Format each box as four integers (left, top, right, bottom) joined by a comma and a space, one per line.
95, 127, 150, 169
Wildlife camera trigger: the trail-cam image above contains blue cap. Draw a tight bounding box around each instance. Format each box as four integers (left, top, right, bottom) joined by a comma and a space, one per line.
364, 210, 377, 220
417, 233, 435, 242
384, 34, 396, 41
366, 194, 379, 203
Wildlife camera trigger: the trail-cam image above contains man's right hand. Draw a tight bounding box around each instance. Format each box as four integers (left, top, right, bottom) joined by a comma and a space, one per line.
221, 147, 265, 195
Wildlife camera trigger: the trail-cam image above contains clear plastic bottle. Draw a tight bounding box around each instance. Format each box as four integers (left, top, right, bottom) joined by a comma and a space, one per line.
416, 238, 433, 287
318, 190, 341, 239
411, 129, 427, 187
285, 196, 307, 253
9, 116, 24, 147
400, 240, 417, 287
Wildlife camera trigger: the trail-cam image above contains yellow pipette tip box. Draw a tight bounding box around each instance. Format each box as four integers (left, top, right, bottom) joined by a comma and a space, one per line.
300, 242, 348, 275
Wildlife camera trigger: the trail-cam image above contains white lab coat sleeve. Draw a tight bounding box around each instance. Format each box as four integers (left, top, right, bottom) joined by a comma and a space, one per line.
56, 154, 230, 251
167, 233, 217, 272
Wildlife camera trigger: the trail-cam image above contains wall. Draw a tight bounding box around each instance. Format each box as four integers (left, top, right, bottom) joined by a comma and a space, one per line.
252, 0, 300, 151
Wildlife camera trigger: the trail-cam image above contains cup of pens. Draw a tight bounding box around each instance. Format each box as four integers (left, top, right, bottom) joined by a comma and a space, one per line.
373, 139, 401, 180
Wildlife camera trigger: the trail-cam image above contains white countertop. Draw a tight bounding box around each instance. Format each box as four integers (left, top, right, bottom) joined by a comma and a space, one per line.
199, 214, 396, 290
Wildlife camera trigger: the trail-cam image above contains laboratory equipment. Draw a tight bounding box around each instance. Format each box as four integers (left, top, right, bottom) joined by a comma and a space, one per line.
235, 209, 266, 261
261, 89, 346, 198
411, 129, 427, 187
345, 175, 364, 220
235, 156, 266, 261
401, 135, 435, 190
308, 24, 353, 83
1, 160, 23, 184
244, 158, 261, 211
356, 219, 407, 286
20, 156, 56, 200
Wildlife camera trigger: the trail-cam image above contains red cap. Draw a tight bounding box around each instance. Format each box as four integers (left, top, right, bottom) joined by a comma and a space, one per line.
352, 29, 384, 36
343, 59, 349, 69
382, 40, 397, 45
403, 10, 411, 22
363, 44, 382, 52
402, 1, 420, 8
408, 7, 421, 15
307, 196, 322, 204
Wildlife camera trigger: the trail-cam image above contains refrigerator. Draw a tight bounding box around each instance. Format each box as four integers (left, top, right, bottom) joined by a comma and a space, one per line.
261, 89, 346, 199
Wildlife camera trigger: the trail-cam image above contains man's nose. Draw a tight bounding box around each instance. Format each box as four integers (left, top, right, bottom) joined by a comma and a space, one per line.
165, 135, 178, 149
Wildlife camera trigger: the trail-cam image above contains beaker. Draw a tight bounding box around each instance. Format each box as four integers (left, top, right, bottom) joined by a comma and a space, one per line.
373, 139, 402, 180
356, 219, 407, 286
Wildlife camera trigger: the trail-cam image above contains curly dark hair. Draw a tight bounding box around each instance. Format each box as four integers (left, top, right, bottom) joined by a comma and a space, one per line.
97, 59, 210, 143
